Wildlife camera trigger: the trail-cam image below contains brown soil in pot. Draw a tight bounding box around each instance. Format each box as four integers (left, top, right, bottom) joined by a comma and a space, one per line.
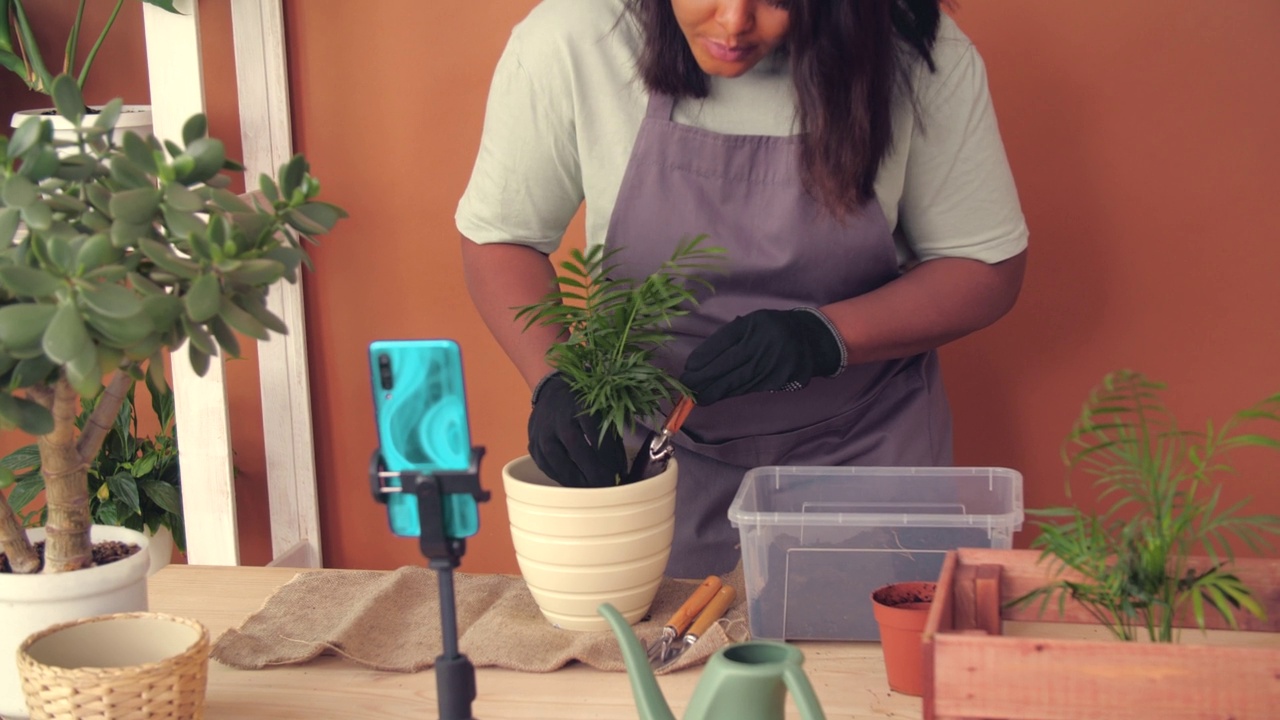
0, 540, 140, 574
872, 581, 936, 608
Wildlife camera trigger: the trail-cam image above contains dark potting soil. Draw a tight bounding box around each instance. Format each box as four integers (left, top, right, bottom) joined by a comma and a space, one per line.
0, 540, 140, 574
873, 582, 936, 606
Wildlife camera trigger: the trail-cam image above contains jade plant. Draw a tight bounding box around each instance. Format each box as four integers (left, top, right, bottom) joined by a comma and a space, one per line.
514, 236, 723, 449
1009, 369, 1280, 642
1, 0, 180, 98
0, 74, 345, 574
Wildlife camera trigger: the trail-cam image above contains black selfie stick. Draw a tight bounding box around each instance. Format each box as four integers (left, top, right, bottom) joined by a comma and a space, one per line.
370, 447, 490, 720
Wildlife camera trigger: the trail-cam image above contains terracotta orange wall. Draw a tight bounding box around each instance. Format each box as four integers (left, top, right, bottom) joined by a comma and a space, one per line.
938, 0, 1280, 526
7, 2, 1279, 573
281, 2, 547, 573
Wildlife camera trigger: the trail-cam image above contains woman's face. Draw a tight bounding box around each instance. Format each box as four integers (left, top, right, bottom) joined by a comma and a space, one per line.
670, 0, 790, 78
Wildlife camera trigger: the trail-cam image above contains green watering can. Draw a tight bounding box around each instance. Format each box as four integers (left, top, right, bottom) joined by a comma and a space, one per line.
598, 604, 827, 720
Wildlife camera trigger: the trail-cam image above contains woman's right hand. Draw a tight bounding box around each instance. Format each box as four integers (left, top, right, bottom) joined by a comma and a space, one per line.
528, 372, 628, 487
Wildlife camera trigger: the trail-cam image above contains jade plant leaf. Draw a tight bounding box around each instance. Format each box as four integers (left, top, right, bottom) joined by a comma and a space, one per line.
50, 74, 85, 124
79, 282, 144, 319
0, 303, 57, 350
42, 302, 91, 364
183, 273, 221, 323
0, 391, 53, 435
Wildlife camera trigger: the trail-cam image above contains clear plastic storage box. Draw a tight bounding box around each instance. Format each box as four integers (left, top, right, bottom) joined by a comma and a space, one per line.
728, 466, 1023, 641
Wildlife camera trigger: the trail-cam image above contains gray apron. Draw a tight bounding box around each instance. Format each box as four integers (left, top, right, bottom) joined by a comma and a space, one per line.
604, 92, 953, 578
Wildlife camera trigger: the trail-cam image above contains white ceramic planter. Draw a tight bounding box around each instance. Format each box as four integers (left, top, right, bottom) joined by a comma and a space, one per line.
10, 105, 153, 150
0, 525, 151, 719
146, 525, 175, 576
503, 455, 677, 631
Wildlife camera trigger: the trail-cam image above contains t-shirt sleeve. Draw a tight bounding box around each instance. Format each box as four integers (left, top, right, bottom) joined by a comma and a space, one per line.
898, 32, 1029, 264
455, 21, 583, 254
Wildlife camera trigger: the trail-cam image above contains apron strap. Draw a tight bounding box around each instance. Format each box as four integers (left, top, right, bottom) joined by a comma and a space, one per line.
644, 92, 676, 121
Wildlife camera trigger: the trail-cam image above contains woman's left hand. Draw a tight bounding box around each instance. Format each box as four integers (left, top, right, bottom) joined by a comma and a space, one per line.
680, 308, 846, 406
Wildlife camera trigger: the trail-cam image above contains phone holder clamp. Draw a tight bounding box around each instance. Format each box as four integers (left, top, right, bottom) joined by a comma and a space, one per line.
369, 447, 490, 569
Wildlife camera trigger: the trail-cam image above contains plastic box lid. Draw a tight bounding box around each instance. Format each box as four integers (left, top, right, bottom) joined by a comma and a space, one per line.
728, 465, 1024, 532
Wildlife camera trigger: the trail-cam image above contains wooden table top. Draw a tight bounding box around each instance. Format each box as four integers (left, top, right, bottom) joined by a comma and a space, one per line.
149, 564, 922, 719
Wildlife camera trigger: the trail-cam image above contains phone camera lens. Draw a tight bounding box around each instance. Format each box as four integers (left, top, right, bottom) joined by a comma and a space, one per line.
378, 354, 393, 390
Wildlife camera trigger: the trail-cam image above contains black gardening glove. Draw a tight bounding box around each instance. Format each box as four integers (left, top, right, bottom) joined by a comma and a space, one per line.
680, 308, 847, 406
528, 372, 628, 488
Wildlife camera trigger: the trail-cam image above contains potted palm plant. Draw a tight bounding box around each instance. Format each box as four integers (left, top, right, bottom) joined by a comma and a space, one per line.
922, 369, 1280, 719
1006, 369, 1280, 641
502, 237, 722, 630
0, 74, 345, 717
2, 0, 180, 135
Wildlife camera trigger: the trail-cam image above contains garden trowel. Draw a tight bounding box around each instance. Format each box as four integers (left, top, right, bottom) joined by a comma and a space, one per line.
624, 396, 695, 484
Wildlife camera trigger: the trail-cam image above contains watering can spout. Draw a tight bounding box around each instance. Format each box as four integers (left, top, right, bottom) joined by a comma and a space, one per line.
598, 603, 677, 720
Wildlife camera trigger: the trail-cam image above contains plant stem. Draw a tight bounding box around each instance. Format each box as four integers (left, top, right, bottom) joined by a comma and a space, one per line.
1082, 599, 1128, 641
77, 370, 133, 462
38, 378, 94, 572
64, 0, 86, 78
9, 0, 52, 93
0, 0, 15, 53
612, 293, 641, 365
0, 488, 39, 573
78, 0, 125, 90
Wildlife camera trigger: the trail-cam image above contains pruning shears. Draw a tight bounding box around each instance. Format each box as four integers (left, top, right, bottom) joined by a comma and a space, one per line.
624, 396, 694, 484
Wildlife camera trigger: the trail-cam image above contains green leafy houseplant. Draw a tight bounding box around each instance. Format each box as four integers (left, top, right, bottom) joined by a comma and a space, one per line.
1, 0, 179, 98
514, 236, 723, 448
0, 74, 345, 574
1009, 369, 1280, 642
3, 372, 184, 552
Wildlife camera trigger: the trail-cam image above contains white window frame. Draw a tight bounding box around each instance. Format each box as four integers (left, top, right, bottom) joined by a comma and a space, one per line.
143, 0, 322, 568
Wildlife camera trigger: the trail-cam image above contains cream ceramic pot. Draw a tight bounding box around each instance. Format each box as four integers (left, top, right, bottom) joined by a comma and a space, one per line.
503, 455, 677, 631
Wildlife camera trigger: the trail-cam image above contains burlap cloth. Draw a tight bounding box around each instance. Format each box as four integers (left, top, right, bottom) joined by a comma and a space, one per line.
211, 565, 749, 675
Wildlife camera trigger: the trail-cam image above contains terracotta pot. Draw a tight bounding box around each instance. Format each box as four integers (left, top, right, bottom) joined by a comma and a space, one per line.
503, 455, 677, 631
870, 581, 935, 696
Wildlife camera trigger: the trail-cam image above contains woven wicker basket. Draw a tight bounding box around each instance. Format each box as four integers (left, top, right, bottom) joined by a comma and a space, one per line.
17, 612, 209, 720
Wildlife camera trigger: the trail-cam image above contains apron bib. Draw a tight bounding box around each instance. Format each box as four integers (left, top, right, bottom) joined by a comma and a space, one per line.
604, 92, 952, 577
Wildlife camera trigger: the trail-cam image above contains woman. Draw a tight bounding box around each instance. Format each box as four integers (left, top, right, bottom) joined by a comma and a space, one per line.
458, 0, 1028, 577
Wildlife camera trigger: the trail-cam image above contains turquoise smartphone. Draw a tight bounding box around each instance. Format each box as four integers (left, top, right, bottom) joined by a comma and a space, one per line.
368, 339, 477, 538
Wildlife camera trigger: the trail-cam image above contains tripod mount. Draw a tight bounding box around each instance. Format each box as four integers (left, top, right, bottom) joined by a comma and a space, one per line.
370, 447, 490, 720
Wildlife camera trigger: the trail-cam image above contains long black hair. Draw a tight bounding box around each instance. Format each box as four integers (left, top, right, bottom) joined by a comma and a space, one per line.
624, 0, 944, 217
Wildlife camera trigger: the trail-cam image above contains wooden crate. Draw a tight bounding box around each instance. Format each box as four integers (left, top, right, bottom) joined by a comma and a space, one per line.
922, 548, 1280, 720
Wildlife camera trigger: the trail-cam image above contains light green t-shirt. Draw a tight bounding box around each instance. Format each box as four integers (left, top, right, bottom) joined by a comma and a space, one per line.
457, 0, 1028, 265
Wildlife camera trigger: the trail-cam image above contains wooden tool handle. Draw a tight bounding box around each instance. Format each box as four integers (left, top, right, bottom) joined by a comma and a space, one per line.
664, 575, 722, 633
664, 396, 695, 433
687, 585, 736, 638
